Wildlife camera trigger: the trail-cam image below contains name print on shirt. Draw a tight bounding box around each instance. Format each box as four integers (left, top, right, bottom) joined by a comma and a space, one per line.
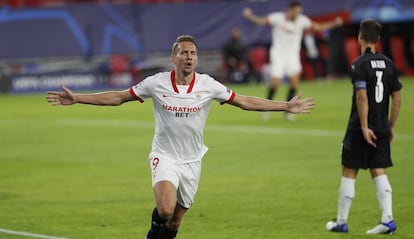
370, 60, 386, 69
162, 105, 202, 118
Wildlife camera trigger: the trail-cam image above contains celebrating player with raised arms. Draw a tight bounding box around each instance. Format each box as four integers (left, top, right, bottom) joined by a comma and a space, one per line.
46, 35, 314, 239
243, 1, 342, 121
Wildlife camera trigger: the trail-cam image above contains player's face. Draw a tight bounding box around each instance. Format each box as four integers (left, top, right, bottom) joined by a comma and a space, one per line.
172, 42, 198, 76
288, 6, 303, 20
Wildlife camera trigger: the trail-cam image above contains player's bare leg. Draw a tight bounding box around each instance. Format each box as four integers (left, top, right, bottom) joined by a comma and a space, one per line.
263, 76, 281, 121
342, 166, 358, 179
146, 181, 177, 239
285, 72, 301, 121
366, 168, 396, 234
267, 76, 281, 100
327, 166, 358, 233
370, 168, 386, 178
154, 181, 177, 219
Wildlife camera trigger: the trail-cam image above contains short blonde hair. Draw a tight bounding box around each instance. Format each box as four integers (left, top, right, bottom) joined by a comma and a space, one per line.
171, 35, 198, 56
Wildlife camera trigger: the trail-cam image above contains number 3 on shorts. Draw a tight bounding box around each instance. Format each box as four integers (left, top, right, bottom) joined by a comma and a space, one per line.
375, 71, 384, 103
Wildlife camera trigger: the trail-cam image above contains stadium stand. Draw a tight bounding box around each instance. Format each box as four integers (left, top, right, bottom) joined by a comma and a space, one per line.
344, 37, 360, 67
1, 0, 413, 94
4, 0, 224, 7
389, 36, 414, 75
248, 46, 268, 82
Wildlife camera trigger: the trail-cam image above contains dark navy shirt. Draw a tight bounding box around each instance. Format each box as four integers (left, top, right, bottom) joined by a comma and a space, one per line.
346, 48, 402, 132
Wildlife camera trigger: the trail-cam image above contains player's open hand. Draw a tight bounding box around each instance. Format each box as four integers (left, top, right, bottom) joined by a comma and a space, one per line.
46, 84, 77, 106
243, 8, 253, 18
334, 16, 344, 27
286, 92, 315, 114
362, 127, 377, 148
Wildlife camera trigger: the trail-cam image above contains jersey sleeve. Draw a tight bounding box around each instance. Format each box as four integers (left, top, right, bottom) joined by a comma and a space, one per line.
209, 77, 235, 105
301, 15, 312, 30
129, 76, 153, 103
267, 12, 281, 26
350, 61, 367, 91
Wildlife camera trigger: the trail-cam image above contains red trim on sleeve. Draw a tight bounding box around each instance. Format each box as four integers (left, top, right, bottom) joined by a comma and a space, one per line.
170, 71, 180, 93
220, 91, 236, 105
186, 72, 196, 93
129, 87, 144, 103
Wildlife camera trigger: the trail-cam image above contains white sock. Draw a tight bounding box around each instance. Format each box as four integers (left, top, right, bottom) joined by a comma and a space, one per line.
337, 177, 355, 225
374, 174, 393, 223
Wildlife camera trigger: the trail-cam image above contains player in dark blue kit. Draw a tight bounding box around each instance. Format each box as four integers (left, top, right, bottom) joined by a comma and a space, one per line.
326, 20, 402, 234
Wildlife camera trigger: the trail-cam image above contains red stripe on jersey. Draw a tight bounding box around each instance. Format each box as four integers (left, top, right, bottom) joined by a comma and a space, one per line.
170, 71, 180, 93
186, 73, 196, 93
221, 91, 236, 105
129, 87, 144, 103
170, 70, 196, 94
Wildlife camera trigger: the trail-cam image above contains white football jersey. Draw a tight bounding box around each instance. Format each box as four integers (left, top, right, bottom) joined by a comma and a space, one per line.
267, 12, 312, 57
129, 71, 235, 164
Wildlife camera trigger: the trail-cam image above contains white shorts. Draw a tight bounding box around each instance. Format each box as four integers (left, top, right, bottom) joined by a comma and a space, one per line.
270, 50, 302, 79
149, 156, 202, 208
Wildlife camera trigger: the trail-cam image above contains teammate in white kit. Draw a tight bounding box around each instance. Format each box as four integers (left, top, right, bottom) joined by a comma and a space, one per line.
243, 1, 342, 120
46, 35, 315, 239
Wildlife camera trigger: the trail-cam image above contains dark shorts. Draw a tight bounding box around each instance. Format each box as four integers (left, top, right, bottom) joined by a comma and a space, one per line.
341, 130, 393, 169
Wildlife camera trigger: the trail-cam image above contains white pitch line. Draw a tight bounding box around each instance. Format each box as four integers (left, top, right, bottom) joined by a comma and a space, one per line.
0, 228, 72, 239
58, 118, 414, 140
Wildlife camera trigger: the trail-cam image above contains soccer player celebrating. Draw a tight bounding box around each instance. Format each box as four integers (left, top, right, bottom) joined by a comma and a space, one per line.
243, 1, 342, 121
326, 20, 402, 234
46, 35, 315, 239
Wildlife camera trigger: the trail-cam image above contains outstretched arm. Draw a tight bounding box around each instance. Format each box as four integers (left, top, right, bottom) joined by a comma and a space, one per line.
229, 92, 314, 113
312, 17, 343, 32
242, 8, 268, 26
46, 84, 135, 106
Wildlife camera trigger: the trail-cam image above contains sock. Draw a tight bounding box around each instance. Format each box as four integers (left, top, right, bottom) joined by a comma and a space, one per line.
152, 207, 167, 226
160, 226, 178, 239
337, 177, 355, 225
287, 88, 296, 101
266, 87, 276, 100
374, 175, 393, 223
147, 208, 168, 239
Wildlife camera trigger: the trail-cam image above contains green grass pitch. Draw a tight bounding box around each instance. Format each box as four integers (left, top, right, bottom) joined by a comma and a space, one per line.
0, 78, 413, 239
